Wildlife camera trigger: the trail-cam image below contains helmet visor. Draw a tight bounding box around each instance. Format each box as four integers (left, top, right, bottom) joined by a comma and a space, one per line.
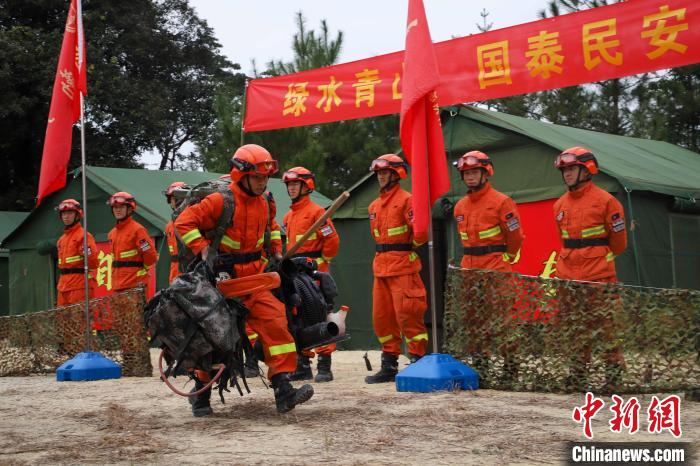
57, 201, 80, 211
370, 159, 405, 172
554, 153, 578, 168
253, 160, 279, 176
455, 155, 486, 171
108, 195, 134, 206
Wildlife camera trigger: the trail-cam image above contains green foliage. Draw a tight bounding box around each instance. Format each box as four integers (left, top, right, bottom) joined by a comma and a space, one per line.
0, 0, 241, 210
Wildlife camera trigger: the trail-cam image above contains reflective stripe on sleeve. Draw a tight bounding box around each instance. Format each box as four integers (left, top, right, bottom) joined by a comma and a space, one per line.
65, 255, 83, 264
460, 231, 469, 240
182, 229, 202, 245
378, 334, 393, 344
373, 228, 380, 237
561, 229, 570, 239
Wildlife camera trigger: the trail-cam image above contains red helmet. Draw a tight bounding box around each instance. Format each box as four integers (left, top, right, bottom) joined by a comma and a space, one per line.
229, 144, 279, 183
554, 146, 599, 175
55, 199, 83, 219
163, 181, 187, 199
453, 150, 494, 177
282, 166, 316, 191
369, 154, 408, 180
107, 191, 137, 210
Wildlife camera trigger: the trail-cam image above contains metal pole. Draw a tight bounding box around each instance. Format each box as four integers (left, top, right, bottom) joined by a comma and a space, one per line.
80, 93, 91, 352
423, 105, 439, 354
240, 79, 248, 146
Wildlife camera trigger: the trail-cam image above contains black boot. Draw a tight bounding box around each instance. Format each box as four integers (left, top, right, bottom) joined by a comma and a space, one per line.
244, 354, 260, 378
271, 373, 314, 413
365, 353, 398, 384
315, 354, 333, 383
289, 354, 313, 381
189, 379, 213, 417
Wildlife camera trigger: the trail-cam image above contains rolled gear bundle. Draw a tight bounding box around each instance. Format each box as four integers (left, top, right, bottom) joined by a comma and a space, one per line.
144, 261, 245, 379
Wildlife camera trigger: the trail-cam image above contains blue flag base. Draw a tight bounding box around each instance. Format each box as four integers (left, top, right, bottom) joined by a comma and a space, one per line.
56, 351, 121, 382
395, 353, 479, 393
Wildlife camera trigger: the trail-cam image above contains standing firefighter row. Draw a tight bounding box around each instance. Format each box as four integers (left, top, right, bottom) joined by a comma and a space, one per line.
50, 140, 629, 413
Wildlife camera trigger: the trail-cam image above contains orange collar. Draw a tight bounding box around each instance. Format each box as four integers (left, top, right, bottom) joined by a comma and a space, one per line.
568, 180, 593, 200
290, 195, 311, 211
467, 181, 492, 202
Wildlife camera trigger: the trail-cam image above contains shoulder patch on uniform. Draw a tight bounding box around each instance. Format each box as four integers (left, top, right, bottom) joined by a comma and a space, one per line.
138, 238, 151, 252
320, 225, 333, 237
556, 211, 564, 222
369, 212, 376, 220
408, 209, 414, 220
506, 216, 521, 232
456, 214, 464, 222
611, 214, 625, 232
505, 212, 514, 220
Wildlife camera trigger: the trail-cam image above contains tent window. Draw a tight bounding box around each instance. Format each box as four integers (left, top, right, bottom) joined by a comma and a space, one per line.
669, 214, 700, 289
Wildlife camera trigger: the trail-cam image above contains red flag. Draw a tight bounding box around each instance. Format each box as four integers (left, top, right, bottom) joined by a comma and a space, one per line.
399, 0, 449, 238
36, 0, 87, 205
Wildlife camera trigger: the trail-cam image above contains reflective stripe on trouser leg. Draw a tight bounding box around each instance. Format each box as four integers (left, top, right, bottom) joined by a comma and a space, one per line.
243, 289, 297, 379
372, 276, 402, 355
392, 273, 429, 357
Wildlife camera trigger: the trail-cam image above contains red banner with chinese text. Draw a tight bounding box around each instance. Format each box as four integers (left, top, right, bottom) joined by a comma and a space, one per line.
245, 0, 700, 131
92, 241, 156, 299
511, 199, 561, 278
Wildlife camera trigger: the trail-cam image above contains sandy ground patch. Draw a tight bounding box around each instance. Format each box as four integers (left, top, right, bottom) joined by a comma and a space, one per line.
0, 349, 696, 465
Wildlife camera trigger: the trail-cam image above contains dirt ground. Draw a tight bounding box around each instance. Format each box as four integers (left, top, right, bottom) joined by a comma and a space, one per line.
0, 350, 697, 465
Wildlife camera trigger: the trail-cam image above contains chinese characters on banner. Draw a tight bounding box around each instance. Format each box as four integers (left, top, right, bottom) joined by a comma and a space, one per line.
244, 0, 700, 132
573, 392, 682, 439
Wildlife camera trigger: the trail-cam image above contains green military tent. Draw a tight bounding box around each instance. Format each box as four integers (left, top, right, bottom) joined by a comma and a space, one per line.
0, 211, 30, 316
1, 166, 331, 315
331, 105, 700, 350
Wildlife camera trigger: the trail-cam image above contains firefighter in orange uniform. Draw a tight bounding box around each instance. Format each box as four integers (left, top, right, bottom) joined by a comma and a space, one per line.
365, 154, 429, 384
452, 151, 523, 271
553, 146, 628, 389
107, 192, 158, 292
175, 144, 313, 416
282, 166, 340, 383
553, 147, 627, 282
163, 181, 187, 284
55, 199, 98, 306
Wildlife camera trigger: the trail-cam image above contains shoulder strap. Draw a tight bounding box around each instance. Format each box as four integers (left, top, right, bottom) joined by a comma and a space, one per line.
211, 190, 236, 251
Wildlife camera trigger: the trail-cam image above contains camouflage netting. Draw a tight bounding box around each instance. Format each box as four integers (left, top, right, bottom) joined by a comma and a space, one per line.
0, 288, 152, 377
444, 266, 700, 394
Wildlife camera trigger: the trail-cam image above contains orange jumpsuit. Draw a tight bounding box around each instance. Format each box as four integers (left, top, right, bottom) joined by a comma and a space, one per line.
553, 181, 627, 282
108, 216, 158, 292
165, 221, 180, 284
175, 182, 296, 379
284, 195, 340, 273
56, 223, 98, 306
284, 195, 340, 357
453, 181, 524, 271
368, 184, 429, 357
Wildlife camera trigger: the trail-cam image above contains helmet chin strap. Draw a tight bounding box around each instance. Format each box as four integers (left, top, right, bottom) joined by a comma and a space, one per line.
563, 166, 592, 191
380, 173, 400, 192
466, 171, 488, 193
239, 176, 266, 197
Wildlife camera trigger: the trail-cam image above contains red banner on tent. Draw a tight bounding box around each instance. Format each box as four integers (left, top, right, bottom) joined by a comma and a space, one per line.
244, 0, 700, 132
